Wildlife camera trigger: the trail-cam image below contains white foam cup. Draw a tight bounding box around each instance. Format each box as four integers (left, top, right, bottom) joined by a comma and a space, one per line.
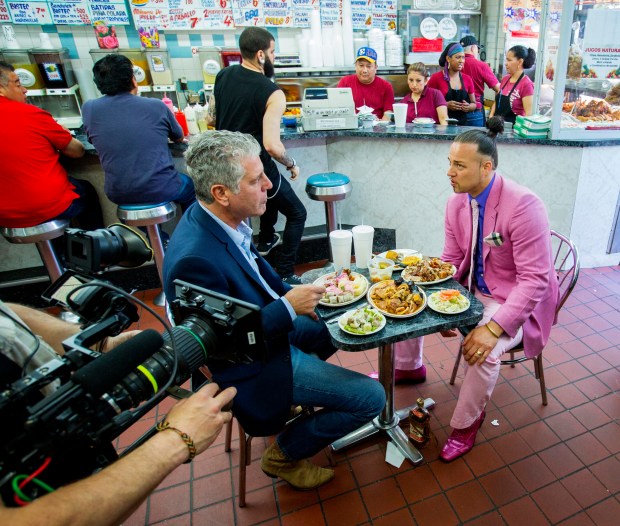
352, 225, 374, 269
329, 230, 353, 271
393, 103, 407, 128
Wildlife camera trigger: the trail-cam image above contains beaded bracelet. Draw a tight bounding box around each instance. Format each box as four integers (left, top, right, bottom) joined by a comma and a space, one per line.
485, 323, 501, 339
156, 420, 197, 462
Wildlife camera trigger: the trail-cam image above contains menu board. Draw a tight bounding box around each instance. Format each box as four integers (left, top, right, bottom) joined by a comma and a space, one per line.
232, 0, 294, 27
130, 0, 235, 30
7, 0, 129, 24
0, 0, 12, 21
581, 8, 620, 80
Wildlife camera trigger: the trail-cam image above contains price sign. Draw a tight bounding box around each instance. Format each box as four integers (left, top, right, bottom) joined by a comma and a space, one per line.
8, 1, 53, 24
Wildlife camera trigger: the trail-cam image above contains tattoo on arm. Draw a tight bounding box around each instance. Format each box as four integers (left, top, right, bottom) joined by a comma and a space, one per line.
273, 150, 294, 168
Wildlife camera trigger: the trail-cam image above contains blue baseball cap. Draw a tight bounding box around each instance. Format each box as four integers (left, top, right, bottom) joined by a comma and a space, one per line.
356, 47, 377, 63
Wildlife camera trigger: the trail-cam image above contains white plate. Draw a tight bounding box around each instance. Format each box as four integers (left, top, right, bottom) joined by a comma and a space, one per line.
402, 264, 457, 286
367, 281, 427, 319
376, 249, 422, 270
427, 291, 470, 315
314, 271, 369, 307
338, 307, 386, 336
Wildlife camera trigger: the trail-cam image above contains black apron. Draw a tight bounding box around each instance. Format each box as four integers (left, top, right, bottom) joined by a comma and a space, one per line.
495, 73, 524, 124
445, 73, 470, 125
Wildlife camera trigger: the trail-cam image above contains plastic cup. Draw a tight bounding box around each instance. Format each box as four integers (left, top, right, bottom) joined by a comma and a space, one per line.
393, 103, 407, 128
352, 225, 374, 270
329, 230, 353, 271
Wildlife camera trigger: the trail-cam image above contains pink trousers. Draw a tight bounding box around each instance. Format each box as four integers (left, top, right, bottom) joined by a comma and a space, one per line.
393, 291, 523, 429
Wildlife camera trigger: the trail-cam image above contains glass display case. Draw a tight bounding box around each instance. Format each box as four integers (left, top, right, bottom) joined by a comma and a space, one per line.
537, 0, 620, 140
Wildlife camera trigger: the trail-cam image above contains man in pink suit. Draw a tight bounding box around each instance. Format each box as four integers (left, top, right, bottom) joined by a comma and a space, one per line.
438, 121, 559, 461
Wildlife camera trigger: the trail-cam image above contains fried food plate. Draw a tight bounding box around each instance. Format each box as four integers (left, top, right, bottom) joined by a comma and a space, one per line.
367, 280, 427, 319
314, 270, 369, 307
401, 257, 457, 286
376, 249, 422, 271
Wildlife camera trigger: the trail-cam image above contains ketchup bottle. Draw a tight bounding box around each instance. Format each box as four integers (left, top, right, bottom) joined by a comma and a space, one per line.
174, 110, 190, 136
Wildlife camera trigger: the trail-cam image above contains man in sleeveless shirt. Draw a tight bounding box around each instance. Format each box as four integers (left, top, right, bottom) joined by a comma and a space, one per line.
208, 27, 307, 286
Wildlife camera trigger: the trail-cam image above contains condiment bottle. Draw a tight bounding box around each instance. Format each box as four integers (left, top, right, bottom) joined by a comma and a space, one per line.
162, 93, 174, 113
174, 109, 189, 136
184, 104, 200, 135
408, 397, 431, 448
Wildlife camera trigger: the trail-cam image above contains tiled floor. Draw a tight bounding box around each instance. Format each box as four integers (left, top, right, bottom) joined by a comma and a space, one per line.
117, 265, 619, 526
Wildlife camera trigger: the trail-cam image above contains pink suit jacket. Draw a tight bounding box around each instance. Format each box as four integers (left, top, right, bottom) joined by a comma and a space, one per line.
441, 174, 559, 358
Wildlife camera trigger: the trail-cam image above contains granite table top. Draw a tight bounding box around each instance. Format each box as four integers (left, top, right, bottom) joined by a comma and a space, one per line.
302, 267, 484, 352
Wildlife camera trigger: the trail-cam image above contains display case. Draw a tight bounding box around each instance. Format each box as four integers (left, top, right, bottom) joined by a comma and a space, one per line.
400, 10, 482, 65
537, 0, 620, 140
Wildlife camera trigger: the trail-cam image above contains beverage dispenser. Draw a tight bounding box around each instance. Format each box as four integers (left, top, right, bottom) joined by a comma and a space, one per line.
90, 48, 152, 93
143, 49, 179, 107
28, 48, 82, 128
197, 47, 242, 92
3, 49, 46, 91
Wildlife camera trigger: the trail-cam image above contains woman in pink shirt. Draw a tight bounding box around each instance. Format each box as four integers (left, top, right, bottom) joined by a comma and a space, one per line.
490, 45, 535, 123
401, 63, 448, 125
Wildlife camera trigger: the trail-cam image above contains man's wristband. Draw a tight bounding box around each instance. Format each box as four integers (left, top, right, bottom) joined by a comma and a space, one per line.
156, 419, 197, 462
286, 158, 297, 170
485, 323, 501, 339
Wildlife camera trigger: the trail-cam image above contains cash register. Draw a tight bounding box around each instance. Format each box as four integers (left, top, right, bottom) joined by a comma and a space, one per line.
301, 88, 358, 131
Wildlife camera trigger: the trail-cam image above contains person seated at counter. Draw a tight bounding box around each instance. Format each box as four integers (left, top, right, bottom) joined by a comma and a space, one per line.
460, 35, 500, 127
386, 117, 559, 462
82, 54, 196, 211
401, 62, 448, 125
337, 47, 394, 121
489, 45, 536, 124
0, 61, 103, 231
427, 43, 478, 126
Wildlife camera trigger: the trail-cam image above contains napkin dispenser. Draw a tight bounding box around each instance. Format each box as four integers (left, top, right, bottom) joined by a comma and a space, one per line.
301, 88, 358, 131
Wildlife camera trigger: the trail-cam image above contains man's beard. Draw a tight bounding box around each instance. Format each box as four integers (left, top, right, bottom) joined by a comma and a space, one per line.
263, 56, 275, 78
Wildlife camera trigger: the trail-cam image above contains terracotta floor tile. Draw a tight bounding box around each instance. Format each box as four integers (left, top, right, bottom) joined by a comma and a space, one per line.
488, 381, 521, 408
409, 493, 460, 526
479, 467, 527, 507
570, 401, 614, 431
360, 478, 407, 519
371, 507, 415, 526
539, 443, 585, 478
500, 399, 541, 429
396, 464, 442, 504
317, 462, 357, 501
557, 512, 597, 526
151, 513, 191, 525
275, 479, 320, 515
489, 431, 534, 464
348, 449, 395, 486
594, 393, 620, 421
510, 455, 556, 492
561, 468, 611, 508
463, 442, 505, 477
445, 480, 494, 522
429, 456, 474, 490
156, 463, 191, 491
565, 320, 596, 338
191, 499, 235, 526
565, 432, 613, 466
234, 486, 279, 526
148, 484, 191, 523
123, 500, 147, 526
543, 344, 573, 365
551, 383, 590, 409
463, 510, 506, 525
598, 347, 620, 367
586, 496, 620, 526
555, 360, 592, 383
516, 420, 561, 452
192, 470, 234, 509
559, 339, 594, 360
590, 456, 620, 494
499, 496, 550, 526
281, 503, 326, 526
322, 490, 369, 526
591, 421, 620, 454
578, 353, 614, 374
531, 481, 582, 523
545, 410, 588, 441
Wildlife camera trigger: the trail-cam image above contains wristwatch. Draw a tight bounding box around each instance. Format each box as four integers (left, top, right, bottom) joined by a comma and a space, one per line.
286, 158, 297, 171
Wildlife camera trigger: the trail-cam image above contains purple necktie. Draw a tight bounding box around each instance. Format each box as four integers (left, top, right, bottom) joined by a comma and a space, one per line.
468, 199, 479, 292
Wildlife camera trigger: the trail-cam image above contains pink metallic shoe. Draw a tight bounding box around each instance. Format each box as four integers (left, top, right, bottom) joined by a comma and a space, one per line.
439, 411, 486, 462
369, 365, 426, 384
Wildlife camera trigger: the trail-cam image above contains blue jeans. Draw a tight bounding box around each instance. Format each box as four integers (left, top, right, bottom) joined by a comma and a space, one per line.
54, 177, 104, 230
171, 173, 196, 212
277, 316, 386, 460
466, 110, 484, 127
260, 172, 307, 278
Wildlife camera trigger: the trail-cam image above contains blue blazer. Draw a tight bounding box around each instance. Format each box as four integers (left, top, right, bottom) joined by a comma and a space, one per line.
163, 203, 294, 435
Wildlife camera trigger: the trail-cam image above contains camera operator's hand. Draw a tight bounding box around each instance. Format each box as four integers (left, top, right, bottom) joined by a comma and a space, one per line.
162, 383, 236, 457
284, 285, 325, 320
102, 330, 142, 353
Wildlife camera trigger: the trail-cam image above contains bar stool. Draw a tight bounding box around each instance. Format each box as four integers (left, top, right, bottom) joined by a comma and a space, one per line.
305, 172, 352, 235
117, 202, 177, 307
1, 219, 70, 284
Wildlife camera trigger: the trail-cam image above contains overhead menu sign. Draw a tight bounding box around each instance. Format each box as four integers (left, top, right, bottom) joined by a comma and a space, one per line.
0, 0, 12, 21
7, 0, 129, 24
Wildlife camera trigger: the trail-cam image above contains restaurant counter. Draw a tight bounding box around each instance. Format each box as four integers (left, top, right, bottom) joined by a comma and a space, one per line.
1, 125, 618, 273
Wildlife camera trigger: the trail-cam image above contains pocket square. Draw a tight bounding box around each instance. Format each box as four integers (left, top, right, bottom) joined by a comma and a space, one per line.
484, 232, 504, 247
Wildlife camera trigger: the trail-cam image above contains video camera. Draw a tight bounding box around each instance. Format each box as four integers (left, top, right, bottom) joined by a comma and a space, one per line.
0, 227, 267, 507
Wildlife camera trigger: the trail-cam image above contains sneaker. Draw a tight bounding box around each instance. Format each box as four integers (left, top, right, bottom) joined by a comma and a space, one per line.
282, 274, 303, 286
257, 233, 282, 256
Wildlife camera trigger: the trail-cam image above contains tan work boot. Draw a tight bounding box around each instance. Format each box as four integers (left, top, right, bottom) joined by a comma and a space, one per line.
260, 441, 334, 491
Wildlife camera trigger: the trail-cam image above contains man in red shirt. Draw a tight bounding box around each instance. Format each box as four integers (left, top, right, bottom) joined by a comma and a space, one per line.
0, 62, 102, 230
337, 47, 394, 120
460, 36, 500, 125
